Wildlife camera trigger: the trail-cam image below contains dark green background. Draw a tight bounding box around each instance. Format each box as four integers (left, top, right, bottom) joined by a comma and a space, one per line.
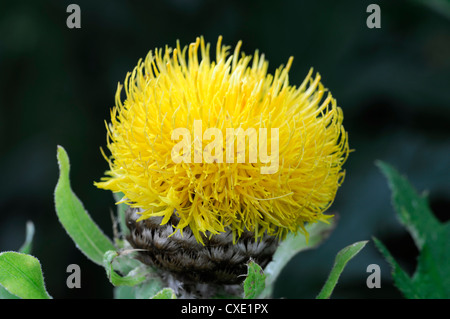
1, 0, 449, 299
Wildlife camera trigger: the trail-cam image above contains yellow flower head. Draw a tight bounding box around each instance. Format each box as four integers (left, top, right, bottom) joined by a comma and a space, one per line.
95, 36, 349, 244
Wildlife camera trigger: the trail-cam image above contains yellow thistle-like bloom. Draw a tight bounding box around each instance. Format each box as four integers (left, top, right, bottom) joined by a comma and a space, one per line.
95, 36, 349, 244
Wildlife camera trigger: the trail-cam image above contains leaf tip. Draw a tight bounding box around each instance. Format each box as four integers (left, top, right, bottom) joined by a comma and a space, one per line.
56, 145, 68, 164
375, 160, 392, 176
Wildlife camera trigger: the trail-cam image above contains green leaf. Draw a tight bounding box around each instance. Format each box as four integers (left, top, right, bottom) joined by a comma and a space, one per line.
0, 252, 51, 299
114, 276, 166, 299
377, 161, 440, 250
373, 237, 419, 298
133, 278, 165, 299
110, 251, 166, 299
113, 285, 136, 299
261, 219, 335, 297
0, 221, 36, 299
103, 250, 147, 287
113, 192, 129, 239
0, 286, 19, 299
151, 288, 177, 299
376, 161, 450, 298
243, 261, 266, 299
19, 221, 35, 254
316, 241, 368, 299
54, 145, 116, 266
110, 250, 143, 275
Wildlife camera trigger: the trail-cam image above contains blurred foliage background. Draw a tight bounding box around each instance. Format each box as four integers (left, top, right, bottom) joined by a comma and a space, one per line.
0, 0, 449, 299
